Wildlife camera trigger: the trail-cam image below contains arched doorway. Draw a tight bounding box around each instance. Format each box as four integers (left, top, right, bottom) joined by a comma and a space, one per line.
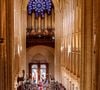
26, 45, 54, 83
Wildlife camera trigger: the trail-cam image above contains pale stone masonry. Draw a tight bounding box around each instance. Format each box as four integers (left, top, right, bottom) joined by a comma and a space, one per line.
0, 0, 100, 90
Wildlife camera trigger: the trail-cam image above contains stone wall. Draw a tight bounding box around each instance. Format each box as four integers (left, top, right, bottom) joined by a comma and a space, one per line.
0, 0, 100, 90
54, 0, 81, 89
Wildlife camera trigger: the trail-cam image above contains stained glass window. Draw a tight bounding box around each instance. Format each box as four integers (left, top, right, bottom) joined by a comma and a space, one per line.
28, 0, 53, 17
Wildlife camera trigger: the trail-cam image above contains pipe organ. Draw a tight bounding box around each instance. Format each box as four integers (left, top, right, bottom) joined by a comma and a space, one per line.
27, 10, 55, 36
26, 0, 55, 48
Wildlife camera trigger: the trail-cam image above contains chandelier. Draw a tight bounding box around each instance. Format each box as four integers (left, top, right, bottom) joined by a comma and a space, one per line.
28, 0, 52, 17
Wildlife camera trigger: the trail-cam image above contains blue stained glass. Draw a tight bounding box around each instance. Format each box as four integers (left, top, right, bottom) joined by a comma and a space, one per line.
28, 0, 53, 17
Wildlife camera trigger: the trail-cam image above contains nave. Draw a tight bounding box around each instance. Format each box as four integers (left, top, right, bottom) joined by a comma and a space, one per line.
0, 0, 100, 90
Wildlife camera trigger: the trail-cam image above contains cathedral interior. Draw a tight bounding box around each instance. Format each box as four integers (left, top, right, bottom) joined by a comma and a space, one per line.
0, 0, 100, 90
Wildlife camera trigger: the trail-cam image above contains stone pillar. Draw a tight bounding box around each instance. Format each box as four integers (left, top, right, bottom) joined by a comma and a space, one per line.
96, 0, 100, 90
0, 0, 14, 90
92, 0, 99, 90
0, 0, 7, 90
54, 7, 63, 82
20, 8, 27, 77
80, 0, 95, 90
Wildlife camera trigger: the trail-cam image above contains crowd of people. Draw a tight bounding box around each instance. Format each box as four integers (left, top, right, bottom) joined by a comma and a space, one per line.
16, 71, 66, 90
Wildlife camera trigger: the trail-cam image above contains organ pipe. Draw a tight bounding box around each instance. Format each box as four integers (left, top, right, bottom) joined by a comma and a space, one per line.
34, 15, 36, 32
27, 14, 32, 29
41, 18, 43, 31
32, 13, 35, 31
45, 13, 47, 31
27, 8, 55, 34
35, 17, 38, 32
38, 17, 41, 33
50, 14, 52, 29
43, 18, 45, 31
47, 14, 49, 29
41, 17, 45, 32
27, 14, 28, 29
47, 14, 52, 29
52, 9, 55, 29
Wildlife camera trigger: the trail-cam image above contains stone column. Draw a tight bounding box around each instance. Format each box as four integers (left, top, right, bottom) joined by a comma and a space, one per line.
0, 0, 6, 90
95, 0, 100, 90
6, 0, 14, 90
54, 7, 63, 82
92, 0, 99, 90
0, 0, 14, 89
81, 0, 94, 90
